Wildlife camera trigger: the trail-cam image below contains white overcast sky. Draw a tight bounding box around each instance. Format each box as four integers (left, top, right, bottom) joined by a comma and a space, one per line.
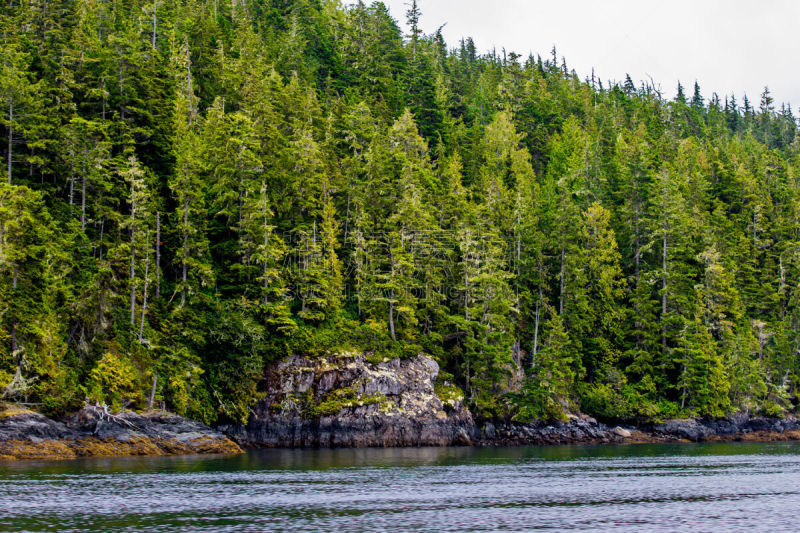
375, 0, 800, 109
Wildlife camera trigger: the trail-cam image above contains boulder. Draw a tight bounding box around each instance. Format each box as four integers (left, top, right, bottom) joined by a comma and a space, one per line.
653, 419, 712, 442
613, 426, 631, 438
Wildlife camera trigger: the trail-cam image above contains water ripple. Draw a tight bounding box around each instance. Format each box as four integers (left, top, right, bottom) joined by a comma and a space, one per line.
2, 442, 800, 532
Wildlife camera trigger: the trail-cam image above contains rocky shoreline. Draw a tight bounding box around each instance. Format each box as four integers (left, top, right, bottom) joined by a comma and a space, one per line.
0, 404, 241, 461
4, 404, 800, 462
220, 352, 800, 450
4, 352, 800, 461
471, 414, 800, 447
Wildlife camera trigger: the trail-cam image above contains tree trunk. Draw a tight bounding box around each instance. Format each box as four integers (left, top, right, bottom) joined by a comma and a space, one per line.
180, 198, 188, 307
129, 184, 136, 326
98, 218, 104, 260
69, 166, 74, 206
7, 95, 12, 184
139, 231, 149, 342
81, 170, 86, 230
662, 232, 668, 353
532, 287, 541, 368
186, 65, 192, 116
155, 211, 160, 298
680, 367, 686, 409
10, 265, 18, 356
148, 370, 157, 410
388, 296, 396, 341
559, 247, 566, 315
262, 182, 269, 305
151, 0, 157, 49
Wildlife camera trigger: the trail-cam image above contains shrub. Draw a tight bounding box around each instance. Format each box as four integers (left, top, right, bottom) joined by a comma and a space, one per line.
87, 352, 144, 410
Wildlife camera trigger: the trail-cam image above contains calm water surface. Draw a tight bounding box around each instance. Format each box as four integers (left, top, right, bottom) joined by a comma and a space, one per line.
2, 442, 800, 531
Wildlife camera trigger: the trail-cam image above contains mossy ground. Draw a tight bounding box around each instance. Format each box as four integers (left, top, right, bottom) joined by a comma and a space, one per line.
0, 403, 36, 419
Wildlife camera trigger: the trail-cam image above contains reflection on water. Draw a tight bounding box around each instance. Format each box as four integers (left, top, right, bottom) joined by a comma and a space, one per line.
2, 442, 800, 531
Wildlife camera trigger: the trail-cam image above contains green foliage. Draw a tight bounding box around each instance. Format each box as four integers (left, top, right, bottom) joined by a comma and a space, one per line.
509, 310, 575, 421
313, 384, 384, 417
88, 352, 144, 410
580, 376, 659, 422
434, 378, 465, 410
3, 0, 800, 426
292, 383, 385, 419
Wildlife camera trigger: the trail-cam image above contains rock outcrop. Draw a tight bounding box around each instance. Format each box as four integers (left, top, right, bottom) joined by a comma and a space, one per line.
474, 416, 626, 446
222, 352, 476, 447
649, 414, 800, 442
474, 415, 800, 447
0, 404, 241, 461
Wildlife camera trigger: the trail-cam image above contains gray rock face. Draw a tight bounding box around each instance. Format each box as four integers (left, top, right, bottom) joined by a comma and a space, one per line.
653, 419, 713, 442
0, 405, 241, 460
66, 407, 236, 447
475, 416, 622, 446
0, 410, 78, 442
223, 352, 476, 447
650, 414, 800, 441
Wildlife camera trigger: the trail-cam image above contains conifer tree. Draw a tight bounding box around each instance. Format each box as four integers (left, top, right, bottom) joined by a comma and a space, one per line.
5, 0, 800, 422
570, 202, 625, 382
0, 184, 56, 398
170, 38, 211, 307
513, 307, 576, 420
0, 25, 41, 185
677, 303, 731, 416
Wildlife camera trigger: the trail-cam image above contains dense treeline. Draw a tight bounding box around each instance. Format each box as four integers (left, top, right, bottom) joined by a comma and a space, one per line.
3, 0, 800, 423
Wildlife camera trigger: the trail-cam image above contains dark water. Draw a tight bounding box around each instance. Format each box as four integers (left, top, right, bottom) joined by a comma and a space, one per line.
2, 442, 800, 532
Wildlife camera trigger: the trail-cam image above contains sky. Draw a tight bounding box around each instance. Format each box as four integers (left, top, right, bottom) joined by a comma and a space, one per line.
377, 0, 800, 110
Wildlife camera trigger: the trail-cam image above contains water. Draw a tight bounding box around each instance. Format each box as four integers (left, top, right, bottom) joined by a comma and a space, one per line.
2, 442, 800, 532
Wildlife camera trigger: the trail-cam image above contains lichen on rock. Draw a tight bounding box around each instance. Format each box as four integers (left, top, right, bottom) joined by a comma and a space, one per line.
222, 352, 476, 447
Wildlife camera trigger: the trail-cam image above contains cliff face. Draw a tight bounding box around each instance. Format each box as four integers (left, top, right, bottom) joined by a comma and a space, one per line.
222, 353, 476, 447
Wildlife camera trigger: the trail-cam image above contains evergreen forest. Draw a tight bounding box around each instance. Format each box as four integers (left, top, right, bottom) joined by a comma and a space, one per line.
3, 0, 800, 424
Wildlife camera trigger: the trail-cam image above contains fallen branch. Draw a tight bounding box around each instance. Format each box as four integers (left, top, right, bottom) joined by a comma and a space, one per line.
88, 402, 137, 430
